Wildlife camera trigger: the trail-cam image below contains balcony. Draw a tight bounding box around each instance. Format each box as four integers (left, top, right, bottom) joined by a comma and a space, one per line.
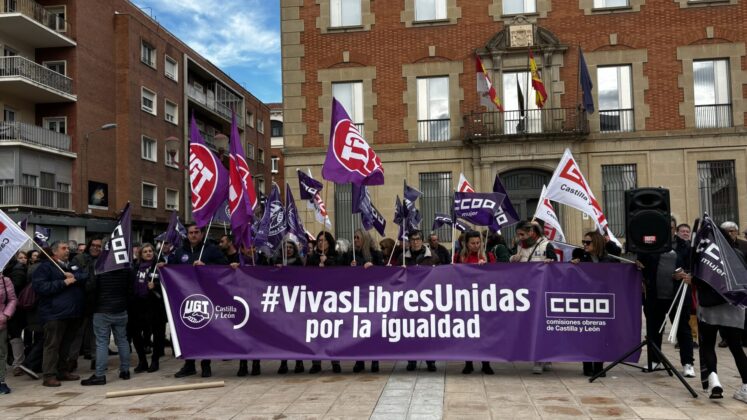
0, 184, 72, 211
463, 107, 589, 141
418, 119, 450, 142
0, 56, 76, 102
187, 82, 242, 125
0, 0, 75, 47
0, 121, 73, 154
599, 108, 635, 133
695, 104, 732, 129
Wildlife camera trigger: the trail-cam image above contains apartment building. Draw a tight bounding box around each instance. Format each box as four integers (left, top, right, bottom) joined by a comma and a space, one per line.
0, 0, 271, 244
281, 0, 747, 244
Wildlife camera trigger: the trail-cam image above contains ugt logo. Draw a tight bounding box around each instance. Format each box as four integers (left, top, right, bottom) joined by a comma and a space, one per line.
180, 294, 214, 329
189, 144, 219, 211
332, 120, 382, 177
229, 154, 254, 216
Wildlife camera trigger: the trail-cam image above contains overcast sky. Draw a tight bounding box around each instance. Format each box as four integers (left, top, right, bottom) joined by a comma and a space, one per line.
134, 0, 281, 103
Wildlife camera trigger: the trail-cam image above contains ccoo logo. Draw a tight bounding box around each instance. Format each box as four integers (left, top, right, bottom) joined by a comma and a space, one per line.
189, 144, 219, 212
180, 294, 214, 329
332, 120, 383, 177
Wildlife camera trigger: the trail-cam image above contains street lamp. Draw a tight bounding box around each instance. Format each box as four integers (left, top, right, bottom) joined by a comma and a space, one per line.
80, 123, 117, 211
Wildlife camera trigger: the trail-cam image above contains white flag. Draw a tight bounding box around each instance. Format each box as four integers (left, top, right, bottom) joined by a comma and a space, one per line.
0, 210, 30, 269
544, 149, 620, 245
457, 173, 475, 193
534, 185, 566, 243
305, 169, 332, 228
550, 240, 578, 262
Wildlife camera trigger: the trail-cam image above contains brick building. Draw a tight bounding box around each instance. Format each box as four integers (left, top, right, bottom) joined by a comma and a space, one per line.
281, 0, 747, 245
269, 102, 285, 197
0, 0, 271, 244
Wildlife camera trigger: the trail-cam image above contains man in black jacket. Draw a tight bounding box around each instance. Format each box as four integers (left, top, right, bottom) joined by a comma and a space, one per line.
80, 264, 132, 386
171, 224, 227, 378
32, 241, 88, 387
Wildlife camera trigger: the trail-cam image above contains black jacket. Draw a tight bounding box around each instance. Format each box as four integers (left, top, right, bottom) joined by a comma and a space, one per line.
339, 248, 384, 266
90, 268, 132, 314
170, 241, 227, 265
306, 250, 339, 267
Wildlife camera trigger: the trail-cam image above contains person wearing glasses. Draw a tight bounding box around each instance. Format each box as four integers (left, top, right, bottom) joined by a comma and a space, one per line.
572, 231, 617, 377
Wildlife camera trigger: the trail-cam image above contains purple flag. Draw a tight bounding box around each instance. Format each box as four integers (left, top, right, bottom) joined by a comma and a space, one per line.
454, 192, 507, 227
189, 116, 230, 227
490, 174, 520, 231
17, 217, 27, 231
95, 202, 132, 275
229, 112, 254, 250
285, 183, 307, 250
254, 184, 286, 255
297, 169, 323, 201
322, 98, 384, 186
33, 225, 50, 248
352, 184, 386, 236
455, 219, 468, 232
403, 182, 422, 232
693, 214, 747, 307
432, 213, 453, 231
579, 48, 595, 114
155, 211, 187, 249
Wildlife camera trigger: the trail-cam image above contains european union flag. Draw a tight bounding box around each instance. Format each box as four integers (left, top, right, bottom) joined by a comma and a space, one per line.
579, 48, 594, 114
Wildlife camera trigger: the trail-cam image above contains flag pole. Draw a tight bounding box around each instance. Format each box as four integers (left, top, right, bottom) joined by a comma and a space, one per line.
525, 48, 531, 128
28, 236, 67, 275
198, 217, 214, 262
323, 180, 330, 258
451, 222, 457, 265
149, 241, 165, 284
351, 186, 356, 265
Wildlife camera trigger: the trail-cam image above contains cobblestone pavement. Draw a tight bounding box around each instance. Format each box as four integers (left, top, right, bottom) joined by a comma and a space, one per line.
3, 341, 747, 419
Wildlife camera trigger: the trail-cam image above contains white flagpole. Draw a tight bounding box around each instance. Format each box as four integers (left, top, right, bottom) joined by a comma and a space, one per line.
451, 223, 457, 264
198, 217, 214, 262
668, 283, 689, 343
659, 280, 685, 335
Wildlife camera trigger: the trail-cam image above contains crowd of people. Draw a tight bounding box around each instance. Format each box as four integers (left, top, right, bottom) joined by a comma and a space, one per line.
0, 216, 746, 406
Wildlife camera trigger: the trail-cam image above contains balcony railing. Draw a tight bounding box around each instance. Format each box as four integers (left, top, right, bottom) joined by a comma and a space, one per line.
695, 104, 732, 129
418, 118, 450, 142
187, 83, 242, 125
0, 55, 73, 95
1, 0, 72, 34
0, 121, 71, 151
599, 108, 635, 133
463, 107, 589, 140
354, 122, 364, 137
0, 184, 71, 211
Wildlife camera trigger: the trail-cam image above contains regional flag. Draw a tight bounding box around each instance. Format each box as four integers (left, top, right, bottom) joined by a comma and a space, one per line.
475, 55, 503, 112
529, 50, 548, 108
457, 173, 475, 193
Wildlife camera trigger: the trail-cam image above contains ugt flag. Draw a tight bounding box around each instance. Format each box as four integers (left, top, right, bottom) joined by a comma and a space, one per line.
34, 225, 51, 248
0, 210, 30, 269
155, 211, 187, 249
491, 175, 520, 232
95, 202, 132, 275
322, 98, 384, 186
254, 184, 286, 255
189, 116, 230, 227
229, 112, 256, 250
693, 214, 747, 307
454, 192, 506, 227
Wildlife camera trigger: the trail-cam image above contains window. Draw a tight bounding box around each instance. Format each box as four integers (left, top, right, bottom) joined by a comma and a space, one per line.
141, 87, 156, 115
271, 157, 279, 174
333, 81, 364, 134
43, 117, 66, 134
247, 111, 254, 128
271, 120, 283, 137
141, 136, 157, 162
142, 183, 157, 208
334, 183, 363, 241
597, 65, 634, 132
416, 77, 450, 142
165, 100, 178, 124
694, 59, 731, 128
247, 143, 255, 160
165, 56, 178, 81
44, 61, 65, 75
502, 72, 542, 134
420, 172, 453, 242
165, 144, 179, 168
141, 41, 156, 68
503, 0, 536, 15
593, 0, 628, 7
166, 188, 179, 210
56, 182, 70, 192
40, 172, 55, 189
22, 174, 38, 187
330, 0, 362, 27
44, 6, 66, 31
257, 119, 265, 134
255, 176, 265, 197
258, 148, 265, 164
602, 164, 637, 237
3, 107, 16, 122
698, 160, 738, 225
415, 0, 447, 21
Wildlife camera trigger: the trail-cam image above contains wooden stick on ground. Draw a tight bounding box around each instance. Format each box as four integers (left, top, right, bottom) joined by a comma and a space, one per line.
105, 381, 225, 398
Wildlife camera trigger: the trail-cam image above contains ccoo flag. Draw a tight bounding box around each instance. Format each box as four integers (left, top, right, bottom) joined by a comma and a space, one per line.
352, 184, 387, 236
0, 209, 30, 269
491, 174, 520, 232
95, 202, 132, 275
33, 225, 51, 248
189, 116, 230, 227
322, 98, 384, 186
693, 214, 747, 307
285, 183, 307, 250
254, 184, 286, 255
454, 191, 506, 227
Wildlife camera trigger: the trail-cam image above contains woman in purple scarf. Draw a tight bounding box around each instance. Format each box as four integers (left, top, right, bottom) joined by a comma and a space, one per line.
128, 243, 166, 373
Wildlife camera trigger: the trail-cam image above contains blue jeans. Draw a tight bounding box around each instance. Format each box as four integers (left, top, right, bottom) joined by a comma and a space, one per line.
93, 312, 130, 377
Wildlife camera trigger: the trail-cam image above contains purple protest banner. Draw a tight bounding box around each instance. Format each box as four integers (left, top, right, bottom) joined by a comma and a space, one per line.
160, 264, 642, 362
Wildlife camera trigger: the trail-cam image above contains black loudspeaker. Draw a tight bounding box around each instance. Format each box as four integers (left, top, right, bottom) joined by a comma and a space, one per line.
625, 188, 672, 254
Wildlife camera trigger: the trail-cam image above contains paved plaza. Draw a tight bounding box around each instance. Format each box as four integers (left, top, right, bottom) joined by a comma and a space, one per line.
2, 339, 747, 419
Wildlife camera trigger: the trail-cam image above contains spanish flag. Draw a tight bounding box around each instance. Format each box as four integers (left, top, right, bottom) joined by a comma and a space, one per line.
529, 50, 548, 108
475, 55, 503, 112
